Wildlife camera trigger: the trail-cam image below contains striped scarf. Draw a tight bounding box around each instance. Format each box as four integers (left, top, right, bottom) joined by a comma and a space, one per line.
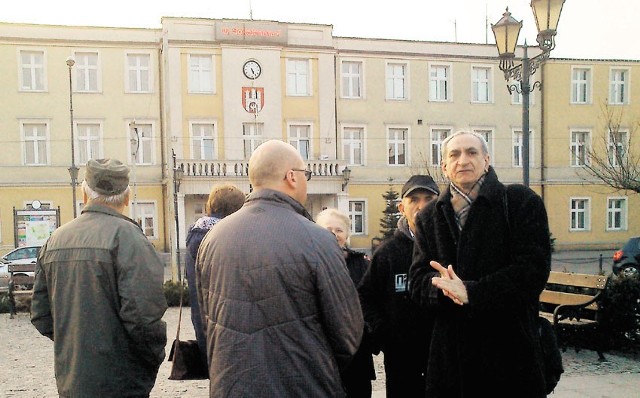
450, 174, 486, 230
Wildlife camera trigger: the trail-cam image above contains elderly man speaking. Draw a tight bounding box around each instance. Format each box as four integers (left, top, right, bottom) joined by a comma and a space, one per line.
196, 140, 363, 397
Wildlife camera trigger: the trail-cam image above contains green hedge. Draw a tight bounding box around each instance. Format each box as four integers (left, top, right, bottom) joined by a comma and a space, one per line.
601, 275, 640, 353
163, 280, 190, 307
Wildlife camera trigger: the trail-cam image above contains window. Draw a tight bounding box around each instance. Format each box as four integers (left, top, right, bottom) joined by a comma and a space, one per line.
571, 67, 591, 104
77, 122, 101, 164
570, 198, 590, 231
609, 68, 628, 105
191, 122, 215, 160
431, 128, 451, 166
126, 52, 152, 93
607, 197, 627, 231
243, 123, 264, 159
188, 54, 214, 94
512, 130, 534, 168
74, 51, 100, 92
341, 61, 362, 98
19, 50, 46, 91
288, 124, 311, 160
473, 128, 493, 158
129, 123, 153, 165
348, 200, 366, 235
387, 127, 407, 165
570, 130, 590, 167
343, 126, 365, 166
286, 59, 310, 96
429, 64, 450, 101
23, 122, 48, 165
608, 130, 628, 167
386, 62, 407, 100
132, 202, 157, 239
472, 66, 491, 103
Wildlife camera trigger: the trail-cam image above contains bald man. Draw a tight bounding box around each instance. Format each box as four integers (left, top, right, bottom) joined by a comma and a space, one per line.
196, 140, 363, 397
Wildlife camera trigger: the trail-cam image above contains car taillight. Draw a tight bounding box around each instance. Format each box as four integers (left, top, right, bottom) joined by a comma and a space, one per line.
613, 250, 624, 262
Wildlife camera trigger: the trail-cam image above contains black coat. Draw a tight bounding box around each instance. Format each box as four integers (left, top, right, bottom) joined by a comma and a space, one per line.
409, 167, 551, 398
359, 223, 432, 397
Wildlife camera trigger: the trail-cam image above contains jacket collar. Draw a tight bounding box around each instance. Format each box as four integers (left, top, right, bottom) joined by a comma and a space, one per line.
246, 189, 313, 222
81, 202, 142, 231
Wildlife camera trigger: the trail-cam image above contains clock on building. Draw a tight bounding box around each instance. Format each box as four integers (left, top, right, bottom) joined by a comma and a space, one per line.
243, 59, 262, 79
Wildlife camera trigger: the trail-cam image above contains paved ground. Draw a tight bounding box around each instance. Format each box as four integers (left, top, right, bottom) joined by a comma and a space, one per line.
2, 306, 639, 397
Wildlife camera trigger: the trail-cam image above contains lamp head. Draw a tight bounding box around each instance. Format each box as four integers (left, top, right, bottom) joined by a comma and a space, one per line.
531, 0, 565, 52
66, 56, 75, 68
491, 7, 522, 72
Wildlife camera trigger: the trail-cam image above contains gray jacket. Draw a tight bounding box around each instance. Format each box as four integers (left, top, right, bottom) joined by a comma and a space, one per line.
31, 203, 167, 397
196, 189, 363, 397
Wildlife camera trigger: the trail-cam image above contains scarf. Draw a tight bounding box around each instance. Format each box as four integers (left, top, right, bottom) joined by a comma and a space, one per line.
450, 173, 486, 230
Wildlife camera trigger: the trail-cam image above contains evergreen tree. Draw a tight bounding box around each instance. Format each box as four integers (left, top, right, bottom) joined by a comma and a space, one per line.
379, 184, 400, 241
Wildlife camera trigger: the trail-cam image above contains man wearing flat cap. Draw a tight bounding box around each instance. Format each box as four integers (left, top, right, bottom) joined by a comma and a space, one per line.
359, 175, 439, 397
32, 158, 168, 397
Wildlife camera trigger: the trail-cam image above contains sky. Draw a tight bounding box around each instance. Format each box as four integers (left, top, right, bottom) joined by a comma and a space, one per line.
2, 0, 638, 60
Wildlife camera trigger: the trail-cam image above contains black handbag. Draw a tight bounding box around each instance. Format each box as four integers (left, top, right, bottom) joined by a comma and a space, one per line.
167, 279, 209, 380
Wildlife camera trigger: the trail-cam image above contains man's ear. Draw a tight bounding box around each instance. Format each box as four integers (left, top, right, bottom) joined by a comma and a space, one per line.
397, 201, 404, 215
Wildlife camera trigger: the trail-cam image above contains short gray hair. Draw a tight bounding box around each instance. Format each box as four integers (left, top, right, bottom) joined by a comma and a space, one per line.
82, 180, 130, 207
440, 130, 489, 161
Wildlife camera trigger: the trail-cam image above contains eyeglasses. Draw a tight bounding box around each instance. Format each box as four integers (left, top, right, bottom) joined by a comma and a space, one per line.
289, 168, 312, 181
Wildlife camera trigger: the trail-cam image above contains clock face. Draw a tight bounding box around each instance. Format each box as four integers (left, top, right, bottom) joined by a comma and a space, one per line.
243, 60, 262, 79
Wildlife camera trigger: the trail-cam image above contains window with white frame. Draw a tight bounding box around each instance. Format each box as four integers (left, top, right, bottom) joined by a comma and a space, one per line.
473, 128, 493, 158
387, 127, 407, 165
191, 122, 215, 160
570, 198, 590, 231
608, 130, 628, 167
348, 200, 366, 235
341, 60, 362, 98
609, 68, 628, 105
472, 66, 491, 103
243, 123, 264, 159
386, 62, 407, 100
129, 123, 153, 165
23, 122, 48, 165
571, 67, 591, 104
19, 50, 46, 91
570, 130, 590, 167
286, 59, 310, 96
431, 128, 451, 166
77, 122, 101, 164
188, 54, 214, 94
126, 52, 152, 93
429, 64, 450, 101
132, 202, 157, 238
289, 124, 311, 160
343, 127, 365, 166
607, 197, 627, 231
74, 51, 100, 92
512, 130, 534, 168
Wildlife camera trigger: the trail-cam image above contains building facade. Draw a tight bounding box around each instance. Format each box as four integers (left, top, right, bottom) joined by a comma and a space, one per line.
0, 18, 637, 260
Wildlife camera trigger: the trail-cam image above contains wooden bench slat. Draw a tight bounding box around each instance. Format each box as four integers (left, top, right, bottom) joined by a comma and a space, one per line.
546, 272, 607, 289
11, 275, 35, 285
540, 290, 599, 310
8, 264, 36, 273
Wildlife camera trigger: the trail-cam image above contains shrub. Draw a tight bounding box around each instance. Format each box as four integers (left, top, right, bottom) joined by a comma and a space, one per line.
600, 275, 640, 352
163, 280, 190, 307
0, 293, 10, 313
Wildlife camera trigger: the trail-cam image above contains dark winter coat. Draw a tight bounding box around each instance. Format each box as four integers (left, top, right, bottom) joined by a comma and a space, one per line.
359, 217, 432, 397
341, 248, 376, 396
31, 203, 167, 397
409, 167, 551, 398
196, 189, 363, 397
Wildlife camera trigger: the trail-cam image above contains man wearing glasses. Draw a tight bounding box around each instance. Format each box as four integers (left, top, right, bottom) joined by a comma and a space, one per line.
196, 139, 363, 397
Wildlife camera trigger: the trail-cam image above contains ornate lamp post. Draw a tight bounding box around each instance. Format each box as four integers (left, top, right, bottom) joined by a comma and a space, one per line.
491, 0, 565, 186
66, 56, 79, 218
341, 166, 351, 191
172, 149, 185, 281
128, 121, 140, 224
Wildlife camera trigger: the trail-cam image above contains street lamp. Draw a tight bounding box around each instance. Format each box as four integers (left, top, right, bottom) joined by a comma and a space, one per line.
341, 166, 351, 191
172, 149, 185, 281
66, 56, 79, 218
129, 120, 140, 224
491, 0, 565, 187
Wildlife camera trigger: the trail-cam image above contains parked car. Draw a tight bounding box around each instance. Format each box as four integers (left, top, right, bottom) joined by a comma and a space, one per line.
0, 246, 40, 291
612, 237, 640, 278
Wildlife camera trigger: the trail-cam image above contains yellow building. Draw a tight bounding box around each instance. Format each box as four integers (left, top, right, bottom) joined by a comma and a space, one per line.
0, 18, 637, 260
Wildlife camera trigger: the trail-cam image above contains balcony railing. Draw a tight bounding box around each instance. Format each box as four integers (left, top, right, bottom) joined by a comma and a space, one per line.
177, 159, 348, 178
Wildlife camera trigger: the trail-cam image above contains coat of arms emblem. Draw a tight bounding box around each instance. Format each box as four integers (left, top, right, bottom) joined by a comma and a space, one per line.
242, 87, 264, 113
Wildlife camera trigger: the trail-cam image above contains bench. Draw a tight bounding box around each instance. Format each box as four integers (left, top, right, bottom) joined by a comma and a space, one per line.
8, 263, 36, 318
539, 271, 609, 361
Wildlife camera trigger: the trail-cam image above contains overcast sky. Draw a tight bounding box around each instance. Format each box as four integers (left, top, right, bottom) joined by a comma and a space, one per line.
2, 0, 638, 60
